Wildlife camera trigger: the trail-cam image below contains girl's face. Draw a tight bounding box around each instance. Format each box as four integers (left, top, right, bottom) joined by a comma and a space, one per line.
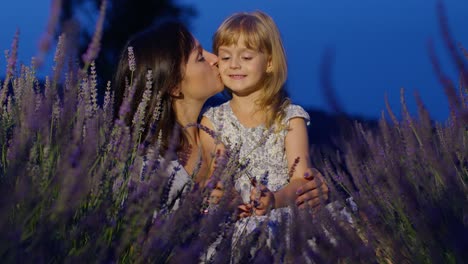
217, 37, 271, 96
179, 40, 224, 101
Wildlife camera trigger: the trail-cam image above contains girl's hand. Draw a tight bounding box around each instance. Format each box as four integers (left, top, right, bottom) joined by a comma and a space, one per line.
295, 168, 329, 210
249, 184, 275, 216
237, 203, 253, 219
208, 181, 225, 205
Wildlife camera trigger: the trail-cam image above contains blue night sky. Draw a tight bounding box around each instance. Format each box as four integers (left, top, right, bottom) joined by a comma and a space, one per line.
1, 0, 467, 121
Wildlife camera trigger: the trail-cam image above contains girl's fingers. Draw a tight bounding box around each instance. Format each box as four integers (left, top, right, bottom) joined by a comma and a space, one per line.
209, 188, 224, 204
238, 204, 252, 212
259, 184, 269, 192
249, 184, 270, 200
239, 212, 251, 218
237, 204, 253, 218
215, 181, 224, 190
254, 208, 267, 216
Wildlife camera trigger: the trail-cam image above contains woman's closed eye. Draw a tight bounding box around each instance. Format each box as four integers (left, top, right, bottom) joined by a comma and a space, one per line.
197, 53, 206, 62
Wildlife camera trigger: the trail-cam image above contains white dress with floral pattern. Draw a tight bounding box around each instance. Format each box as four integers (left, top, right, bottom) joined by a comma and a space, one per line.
203, 101, 310, 260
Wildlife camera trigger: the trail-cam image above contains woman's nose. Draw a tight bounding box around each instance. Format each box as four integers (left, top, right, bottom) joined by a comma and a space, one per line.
204, 51, 218, 66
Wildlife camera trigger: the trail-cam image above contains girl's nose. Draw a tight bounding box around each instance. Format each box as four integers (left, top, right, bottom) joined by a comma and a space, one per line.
229, 57, 240, 69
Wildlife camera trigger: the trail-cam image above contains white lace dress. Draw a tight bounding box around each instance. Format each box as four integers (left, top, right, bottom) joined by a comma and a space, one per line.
159, 158, 193, 211
203, 101, 310, 261
135, 149, 194, 214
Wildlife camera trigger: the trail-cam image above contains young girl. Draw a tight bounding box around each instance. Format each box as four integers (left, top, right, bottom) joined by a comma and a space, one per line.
200, 11, 321, 260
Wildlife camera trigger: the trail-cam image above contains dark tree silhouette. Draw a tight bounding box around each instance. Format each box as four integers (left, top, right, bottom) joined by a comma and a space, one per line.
58, 0, 196, 97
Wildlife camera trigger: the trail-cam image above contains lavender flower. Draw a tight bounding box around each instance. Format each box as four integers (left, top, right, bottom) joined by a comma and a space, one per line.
151, 90, 163, 123
128, 46, 136, 72
52, 33, 66, 86
1, 29, 19, 104
103, 80, 113, 125
81, 0, 107, 65
90, 61, 98, 113
36, 0, 62, 66
132, 69, 152, 135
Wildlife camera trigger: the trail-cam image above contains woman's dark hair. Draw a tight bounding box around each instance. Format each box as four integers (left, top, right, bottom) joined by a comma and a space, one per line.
114, 21, 195, 156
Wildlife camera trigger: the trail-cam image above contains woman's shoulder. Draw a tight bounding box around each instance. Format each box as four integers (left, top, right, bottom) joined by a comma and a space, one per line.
283, 104, 310, 125
144, 149, 191, 178
158, 156, 190, 176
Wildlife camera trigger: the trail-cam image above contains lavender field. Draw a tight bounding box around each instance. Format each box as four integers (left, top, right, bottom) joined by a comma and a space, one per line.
0, 1, 467, 263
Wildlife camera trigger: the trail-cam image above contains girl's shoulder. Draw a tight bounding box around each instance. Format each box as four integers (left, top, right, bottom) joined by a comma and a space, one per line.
202, 101, 230, 118
283, 104, 310, 125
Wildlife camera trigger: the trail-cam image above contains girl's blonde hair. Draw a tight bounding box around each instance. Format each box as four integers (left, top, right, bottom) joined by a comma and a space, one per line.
213, 11, 290, 130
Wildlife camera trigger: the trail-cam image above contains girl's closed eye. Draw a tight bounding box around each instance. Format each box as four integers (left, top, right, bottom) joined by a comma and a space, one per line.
241, 52, 255, 60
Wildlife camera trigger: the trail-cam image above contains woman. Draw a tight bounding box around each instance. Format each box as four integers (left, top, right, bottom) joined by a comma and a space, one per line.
114, 21, 223, 212
113, 21, 327, 213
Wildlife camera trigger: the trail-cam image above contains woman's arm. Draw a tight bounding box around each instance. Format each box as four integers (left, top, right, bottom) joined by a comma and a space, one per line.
295, 168, 329, 209
199, 115, 231, 207
198, 116, 225, 184
200, 116, 251, 218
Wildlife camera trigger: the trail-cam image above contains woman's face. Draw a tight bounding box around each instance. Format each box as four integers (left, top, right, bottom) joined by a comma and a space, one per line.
178, 40, 224, 101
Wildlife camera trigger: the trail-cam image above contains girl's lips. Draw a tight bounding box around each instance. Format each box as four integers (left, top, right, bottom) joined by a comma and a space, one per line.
229, 74, 246, 80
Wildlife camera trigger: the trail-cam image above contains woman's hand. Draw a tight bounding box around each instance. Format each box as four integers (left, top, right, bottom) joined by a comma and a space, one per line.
295, 168, 329, 210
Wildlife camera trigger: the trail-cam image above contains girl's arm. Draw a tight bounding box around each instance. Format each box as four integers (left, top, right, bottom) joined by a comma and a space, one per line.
250, 117, 312, 215
251, 117, 329, 215
271, 117, 312, 208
